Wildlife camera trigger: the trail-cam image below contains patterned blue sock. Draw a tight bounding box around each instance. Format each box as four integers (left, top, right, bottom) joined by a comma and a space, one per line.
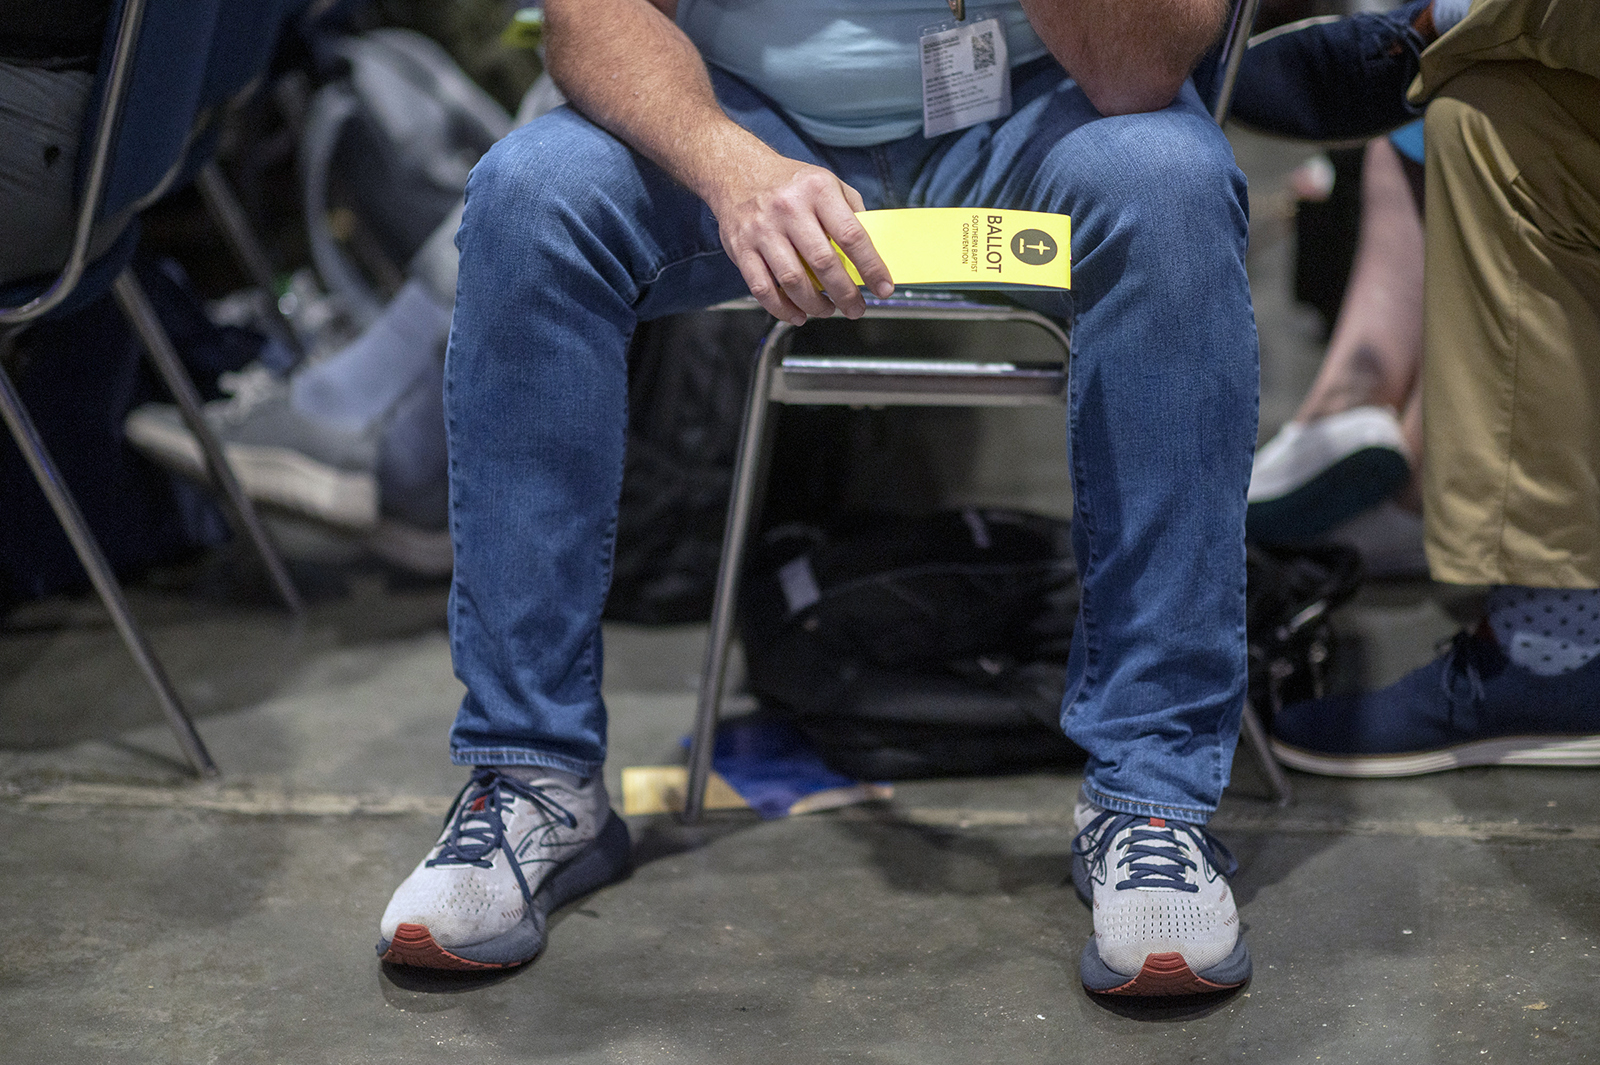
1486, 586, 1600, 676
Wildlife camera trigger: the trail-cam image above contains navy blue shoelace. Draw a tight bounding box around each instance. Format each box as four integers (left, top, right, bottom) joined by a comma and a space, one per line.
1073, 812, 1239, 892
1438, 631, 1488, 711
426, 768, 579, 904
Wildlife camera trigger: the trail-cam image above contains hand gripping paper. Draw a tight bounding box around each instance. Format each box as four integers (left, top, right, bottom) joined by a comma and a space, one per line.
830, 207, 1070, 292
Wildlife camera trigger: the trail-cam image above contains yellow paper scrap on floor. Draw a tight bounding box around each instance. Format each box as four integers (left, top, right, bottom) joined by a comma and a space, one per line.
621, 765, 749, 816
831, 207, 1070, 292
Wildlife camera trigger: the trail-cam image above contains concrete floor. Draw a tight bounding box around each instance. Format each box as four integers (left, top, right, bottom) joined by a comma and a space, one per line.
4, 130, 1599, 1064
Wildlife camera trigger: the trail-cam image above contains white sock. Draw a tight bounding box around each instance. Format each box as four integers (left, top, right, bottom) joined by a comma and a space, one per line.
1486, 586, 1600, 676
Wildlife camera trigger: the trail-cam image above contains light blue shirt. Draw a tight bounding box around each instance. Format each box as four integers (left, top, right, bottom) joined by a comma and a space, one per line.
676, 0, 1049, 146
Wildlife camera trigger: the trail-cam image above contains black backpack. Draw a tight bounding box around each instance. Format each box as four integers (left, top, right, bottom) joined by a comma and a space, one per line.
737, 509, 1365, 780
737, 508, 1086, 779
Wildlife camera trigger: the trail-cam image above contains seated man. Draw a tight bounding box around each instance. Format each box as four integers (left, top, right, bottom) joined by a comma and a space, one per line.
1272, 0, 1600, 775
376, 0, 1260, 997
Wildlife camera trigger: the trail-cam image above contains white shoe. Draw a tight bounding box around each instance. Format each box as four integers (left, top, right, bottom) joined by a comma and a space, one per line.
377, 768, 631, 970
1247, 405, 1411, 542
1072, 800, 1251, 995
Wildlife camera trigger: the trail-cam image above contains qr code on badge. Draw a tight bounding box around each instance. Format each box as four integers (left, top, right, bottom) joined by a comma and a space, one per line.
971, 30, 996, 71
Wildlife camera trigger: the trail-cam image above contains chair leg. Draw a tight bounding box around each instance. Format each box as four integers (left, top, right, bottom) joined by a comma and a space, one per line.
0, 333, 219, 778
1239, 699, 1293, 806
111, 270, 305, 615
684, 323, 790, 822
194, 162, 306, 365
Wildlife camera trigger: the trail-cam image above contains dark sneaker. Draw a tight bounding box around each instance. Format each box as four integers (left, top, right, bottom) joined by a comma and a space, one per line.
1072, 802, 1251, 996
1247, 406, 1412, 543
1271, 629, 1600, 776
377, 768, 632, 970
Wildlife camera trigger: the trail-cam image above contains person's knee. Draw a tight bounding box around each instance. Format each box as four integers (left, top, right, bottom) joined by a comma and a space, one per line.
1122, 113, 1240, 219
1048, 111, 1247, 301
461, 110, 625, 238
1043, 111, 1245, 238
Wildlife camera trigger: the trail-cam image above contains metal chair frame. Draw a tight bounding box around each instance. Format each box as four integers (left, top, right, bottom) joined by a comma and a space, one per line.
0, 0, 306, 778
683, 0, 1291, 820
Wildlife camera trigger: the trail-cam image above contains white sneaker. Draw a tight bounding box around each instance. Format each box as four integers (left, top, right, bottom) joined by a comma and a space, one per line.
377, 768, 631, 970
1072, 801, 1251, 995
1247, 405, 1411, 543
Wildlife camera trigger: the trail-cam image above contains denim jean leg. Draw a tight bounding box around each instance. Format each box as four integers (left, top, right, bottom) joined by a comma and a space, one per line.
916, 76, 1258, 822
444, 78, 824, 774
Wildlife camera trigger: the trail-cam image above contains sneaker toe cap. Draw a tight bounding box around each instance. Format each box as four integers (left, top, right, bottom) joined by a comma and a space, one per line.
1095, 884, 1239, 976
379, 864, 526, 949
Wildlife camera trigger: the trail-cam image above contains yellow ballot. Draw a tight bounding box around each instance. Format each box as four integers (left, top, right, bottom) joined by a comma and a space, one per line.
830, 207, 1070, 291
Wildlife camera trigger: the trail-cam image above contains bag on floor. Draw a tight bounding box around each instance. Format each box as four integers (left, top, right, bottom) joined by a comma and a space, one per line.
739, 510, 1365, 779
1246, 539, 1364, 722
737, 508, 1087, 779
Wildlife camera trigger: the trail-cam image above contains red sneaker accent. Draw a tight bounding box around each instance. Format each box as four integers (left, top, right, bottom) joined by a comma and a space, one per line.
1148, 817, 1166, 828
1095, 952, 1245, 996
380, 923, 512, 971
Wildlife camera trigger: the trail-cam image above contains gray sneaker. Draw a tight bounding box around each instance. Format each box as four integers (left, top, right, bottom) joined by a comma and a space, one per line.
1071, 799, 1251, 996
125, 365, 381, 530
378, 768, 632, 970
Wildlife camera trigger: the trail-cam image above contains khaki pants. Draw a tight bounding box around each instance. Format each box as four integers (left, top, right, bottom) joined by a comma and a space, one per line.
1422, 61, 1600, 587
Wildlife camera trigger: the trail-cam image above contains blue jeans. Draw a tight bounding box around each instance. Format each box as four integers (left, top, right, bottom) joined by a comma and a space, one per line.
443, 59, 1258, 824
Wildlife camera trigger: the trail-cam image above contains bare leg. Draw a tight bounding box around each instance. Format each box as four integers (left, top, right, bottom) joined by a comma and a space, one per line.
1294, 136, 1424, 424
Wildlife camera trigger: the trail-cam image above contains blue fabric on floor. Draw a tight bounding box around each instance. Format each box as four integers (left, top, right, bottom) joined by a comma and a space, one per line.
705, 716, 866, 820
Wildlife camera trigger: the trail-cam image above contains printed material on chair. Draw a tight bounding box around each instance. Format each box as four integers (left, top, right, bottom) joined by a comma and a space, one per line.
828, 208, 1071, 291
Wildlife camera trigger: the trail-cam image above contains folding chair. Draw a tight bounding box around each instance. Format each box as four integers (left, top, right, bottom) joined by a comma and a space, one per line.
0, 0, 306, 777
684, 0, 1292, 820
187, 0, 314, 364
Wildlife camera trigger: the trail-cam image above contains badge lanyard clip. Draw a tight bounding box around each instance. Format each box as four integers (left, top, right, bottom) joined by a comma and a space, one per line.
947, 0, 965, 21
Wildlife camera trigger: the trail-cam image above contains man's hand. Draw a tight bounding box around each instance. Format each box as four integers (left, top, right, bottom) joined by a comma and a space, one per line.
546, 0, 892, 324
703, 153, 894, 326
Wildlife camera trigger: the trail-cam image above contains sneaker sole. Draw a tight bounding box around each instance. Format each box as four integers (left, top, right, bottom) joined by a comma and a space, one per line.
1246, 446, 1411, 543
376, 811, 633, 970
125, 412, 378, 530
1081, 938, 1251, 996
1270, 733, 1600, 777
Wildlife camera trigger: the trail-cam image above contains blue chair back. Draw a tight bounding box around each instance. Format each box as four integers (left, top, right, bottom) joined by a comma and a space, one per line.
2, 0, 233, 321
82, 0, 225, 223
199, 0, 306, 109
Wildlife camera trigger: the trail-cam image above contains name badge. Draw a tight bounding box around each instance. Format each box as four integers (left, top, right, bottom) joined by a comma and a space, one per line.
920, 16, 1010, 138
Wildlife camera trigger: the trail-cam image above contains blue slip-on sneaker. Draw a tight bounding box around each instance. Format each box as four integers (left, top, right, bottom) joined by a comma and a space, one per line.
1271, 630, 1600, 777
1247, 405, 1412, 543
1071, 805, 1251, 996
377, 767, 632, 970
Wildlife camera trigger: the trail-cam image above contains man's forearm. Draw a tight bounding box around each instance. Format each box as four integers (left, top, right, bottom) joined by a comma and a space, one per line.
1020, 0, 1228, 115
544, 0, 775, 208
542, 0, 894, 325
